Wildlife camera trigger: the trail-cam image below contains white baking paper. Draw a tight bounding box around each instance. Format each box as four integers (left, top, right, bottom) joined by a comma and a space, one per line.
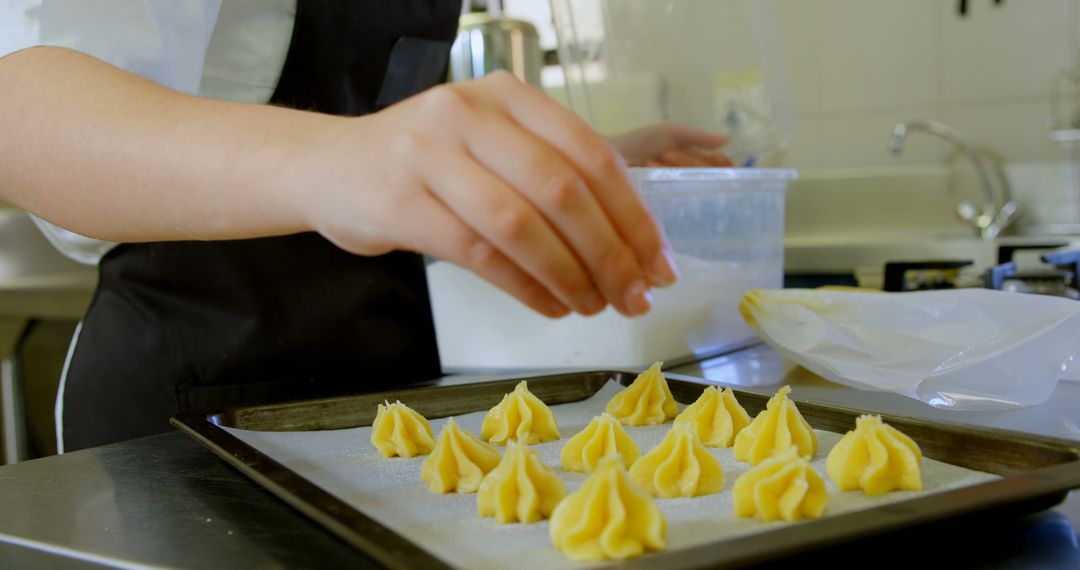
741, 288, 1080, 410
225, 381, 998, 569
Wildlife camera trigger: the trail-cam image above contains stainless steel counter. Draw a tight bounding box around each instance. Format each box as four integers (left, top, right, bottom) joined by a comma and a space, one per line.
0, 345, 1077, 568
0, 432, 378, 569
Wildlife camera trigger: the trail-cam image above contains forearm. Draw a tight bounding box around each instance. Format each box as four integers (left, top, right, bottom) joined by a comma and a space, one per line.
1, 49, 676, 317
0, 46, 337, 242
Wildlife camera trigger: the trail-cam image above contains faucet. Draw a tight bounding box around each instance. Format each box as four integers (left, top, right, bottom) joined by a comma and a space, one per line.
889, 120, 1020, 240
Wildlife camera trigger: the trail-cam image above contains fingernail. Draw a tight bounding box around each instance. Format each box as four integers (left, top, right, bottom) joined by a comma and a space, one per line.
580, 289, 606, 315
649, 248, 679, 287
624, 280, 653, 316
547, 300, 571, 318
615, 151, 629, 169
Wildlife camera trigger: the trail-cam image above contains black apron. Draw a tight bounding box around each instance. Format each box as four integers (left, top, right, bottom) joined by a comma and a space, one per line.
61, 0, 462, 451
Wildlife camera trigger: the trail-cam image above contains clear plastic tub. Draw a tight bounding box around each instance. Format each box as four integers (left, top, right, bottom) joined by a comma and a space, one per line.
426, 167, 797, 371
547, 0, 792, 166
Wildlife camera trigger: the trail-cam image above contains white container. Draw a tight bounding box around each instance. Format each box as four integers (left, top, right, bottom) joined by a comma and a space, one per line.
426, 168, 796, 372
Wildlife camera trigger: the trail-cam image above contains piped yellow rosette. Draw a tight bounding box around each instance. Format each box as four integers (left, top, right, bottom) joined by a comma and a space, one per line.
421, 418, 501, 494
370, 400, 434, 458
672, 386, 751, 447
560, 413, 640, 473
628, 423, 724, 498
733, 446, 828, 522
734, 386, 817, 464
481, 381, 560, 445
549, 456, 666, 562
477, 442, 566, 524
605, 362, 678, 426
826, 414, 922, 496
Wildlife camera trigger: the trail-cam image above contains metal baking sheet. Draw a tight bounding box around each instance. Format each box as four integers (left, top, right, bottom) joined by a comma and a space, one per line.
172, 371, 1080, 569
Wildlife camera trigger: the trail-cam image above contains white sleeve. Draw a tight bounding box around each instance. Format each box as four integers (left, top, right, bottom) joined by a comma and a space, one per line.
1, 0, 222, 94
0, 0, 224, 265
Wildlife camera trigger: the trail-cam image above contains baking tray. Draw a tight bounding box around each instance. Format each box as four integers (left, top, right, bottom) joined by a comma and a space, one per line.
172, 371, 1080, 569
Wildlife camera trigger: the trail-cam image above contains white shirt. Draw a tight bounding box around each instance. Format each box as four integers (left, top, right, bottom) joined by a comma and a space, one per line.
0, 0, 298, 264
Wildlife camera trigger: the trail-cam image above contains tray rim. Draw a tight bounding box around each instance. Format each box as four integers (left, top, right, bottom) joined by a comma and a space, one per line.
171, 370, 1080, 570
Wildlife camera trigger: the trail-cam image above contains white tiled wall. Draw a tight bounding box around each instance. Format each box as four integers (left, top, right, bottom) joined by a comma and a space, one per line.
512, 0, 1073, 170
779, 0, 1075, 169
815, 0, 939, 114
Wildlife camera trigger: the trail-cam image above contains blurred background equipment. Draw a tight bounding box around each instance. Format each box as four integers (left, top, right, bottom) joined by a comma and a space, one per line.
546, 0, 793, 166
1045, 55, 1080, 236
449, 1, 544, 87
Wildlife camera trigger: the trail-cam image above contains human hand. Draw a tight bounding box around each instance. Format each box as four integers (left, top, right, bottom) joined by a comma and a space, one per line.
296, 72, 677, 319
608, 123, 733, 167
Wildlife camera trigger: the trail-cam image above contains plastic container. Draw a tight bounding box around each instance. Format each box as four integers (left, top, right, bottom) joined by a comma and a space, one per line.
546, 0, 792, 166
426, 168, 797, 371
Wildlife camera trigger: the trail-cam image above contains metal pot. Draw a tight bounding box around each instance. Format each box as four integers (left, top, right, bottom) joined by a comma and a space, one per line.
449, 12, 543, 88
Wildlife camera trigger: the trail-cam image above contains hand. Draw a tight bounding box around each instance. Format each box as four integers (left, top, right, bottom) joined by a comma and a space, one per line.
296, 72, 678, 319
608, 123, 733, 167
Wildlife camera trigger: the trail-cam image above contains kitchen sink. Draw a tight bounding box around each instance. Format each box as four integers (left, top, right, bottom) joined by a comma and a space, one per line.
783, 166, 1080, 276
784, 233, 1080, 275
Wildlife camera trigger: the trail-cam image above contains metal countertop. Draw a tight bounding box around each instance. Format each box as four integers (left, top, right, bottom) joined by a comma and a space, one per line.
0, 432, 378, 569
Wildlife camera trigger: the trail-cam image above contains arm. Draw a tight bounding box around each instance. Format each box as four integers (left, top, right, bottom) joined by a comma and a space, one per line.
0, 47, 318, 242
0, 47, 676, 317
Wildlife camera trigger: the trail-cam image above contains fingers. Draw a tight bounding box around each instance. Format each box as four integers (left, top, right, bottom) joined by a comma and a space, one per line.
607, 122, 733, 167
417, 142, 610, 316
461, 107, 654, 316
392, 188, 572, 319
658, 149, 735, 167
466, 73, 677, 292
660, 149, 710, 167
638, 122, 734, 167
662, 123, 729, 149
705, 152, 735, 167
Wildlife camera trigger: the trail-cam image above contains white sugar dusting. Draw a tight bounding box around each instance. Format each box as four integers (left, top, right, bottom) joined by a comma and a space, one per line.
225, 381, 997, 569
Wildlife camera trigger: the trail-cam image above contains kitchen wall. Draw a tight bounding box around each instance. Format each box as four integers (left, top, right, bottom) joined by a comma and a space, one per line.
510, 0, 1075, 170
778, 0, 1074, 170
504, 0, 1080, 236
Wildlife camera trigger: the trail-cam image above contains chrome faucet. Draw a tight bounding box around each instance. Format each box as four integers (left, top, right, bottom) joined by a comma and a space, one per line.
890, 120, 1020, 240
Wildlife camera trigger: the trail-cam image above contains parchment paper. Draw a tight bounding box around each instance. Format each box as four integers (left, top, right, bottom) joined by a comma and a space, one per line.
225, 381, 998, 569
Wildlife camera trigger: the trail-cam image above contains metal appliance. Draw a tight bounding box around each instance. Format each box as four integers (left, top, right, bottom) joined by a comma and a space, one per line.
878, 247, 1080, 300
448, 12, 543, 87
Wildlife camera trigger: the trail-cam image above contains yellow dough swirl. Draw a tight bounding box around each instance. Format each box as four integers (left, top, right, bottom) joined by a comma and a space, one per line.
481, 381, 560, 445
549, 456, 666, 562
560, 413, 640, 473
370, 400, 434, 458
628, 423, 724, 498
672, 386, 751, 448
604, 362, 678, 426
477, 442, 566, 524
734, 386, 817, 464
421, 418, 501, 494
733, 446, 828, 522
826, 414, 922, 496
